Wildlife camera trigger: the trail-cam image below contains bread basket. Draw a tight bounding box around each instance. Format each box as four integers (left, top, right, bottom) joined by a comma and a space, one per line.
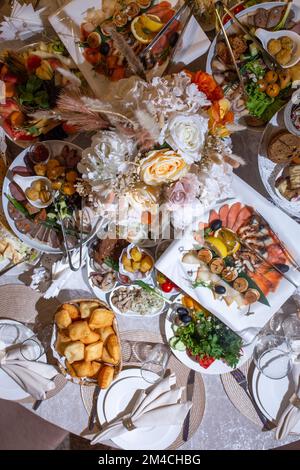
51, 298, 122, 386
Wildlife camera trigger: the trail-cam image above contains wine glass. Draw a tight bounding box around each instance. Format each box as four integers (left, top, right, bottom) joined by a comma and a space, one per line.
282, 315, 300, 356
20, 337, 43, 361
140, 344, 170, 384
253, 334, 292, 380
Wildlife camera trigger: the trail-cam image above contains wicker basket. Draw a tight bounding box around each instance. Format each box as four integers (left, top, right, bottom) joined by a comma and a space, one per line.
51, 298, 122, 386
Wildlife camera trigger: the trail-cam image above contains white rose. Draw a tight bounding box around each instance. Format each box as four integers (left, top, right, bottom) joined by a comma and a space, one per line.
165, 114, 208, 164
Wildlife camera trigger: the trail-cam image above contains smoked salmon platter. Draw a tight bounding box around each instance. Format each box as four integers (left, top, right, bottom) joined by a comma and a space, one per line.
156, 176, 300, 333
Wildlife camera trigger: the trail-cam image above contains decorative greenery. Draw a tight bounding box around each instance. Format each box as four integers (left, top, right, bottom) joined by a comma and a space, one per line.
17, 75, 50, 109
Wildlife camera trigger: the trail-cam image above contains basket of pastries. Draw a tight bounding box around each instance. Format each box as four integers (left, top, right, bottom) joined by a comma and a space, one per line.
51, 298, 122, 388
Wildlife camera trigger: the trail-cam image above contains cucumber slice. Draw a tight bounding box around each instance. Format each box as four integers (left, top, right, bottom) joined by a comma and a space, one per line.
169, 336, 179, 349
174, 340, 186, 352
172, 324, 179, 333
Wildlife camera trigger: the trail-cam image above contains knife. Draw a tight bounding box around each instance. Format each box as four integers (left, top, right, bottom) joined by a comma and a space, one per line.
88, 385, 101, 431
182, 369, 195, 442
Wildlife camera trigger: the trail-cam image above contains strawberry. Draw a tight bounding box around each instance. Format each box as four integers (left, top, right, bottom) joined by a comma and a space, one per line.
26, 54, 42, 73
47, 58, 61, 70
0, 99, 20, 119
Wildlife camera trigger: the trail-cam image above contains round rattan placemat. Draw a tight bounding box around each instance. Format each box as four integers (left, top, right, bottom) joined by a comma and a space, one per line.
221, 360, 262, 427
81, 330, 206, 450
0, 284, 66, 401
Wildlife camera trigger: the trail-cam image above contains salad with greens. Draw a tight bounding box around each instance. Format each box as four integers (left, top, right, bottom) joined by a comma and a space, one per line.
170, 308, 243, 369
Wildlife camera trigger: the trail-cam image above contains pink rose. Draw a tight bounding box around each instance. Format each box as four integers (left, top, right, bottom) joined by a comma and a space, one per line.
165, 173, 199, 207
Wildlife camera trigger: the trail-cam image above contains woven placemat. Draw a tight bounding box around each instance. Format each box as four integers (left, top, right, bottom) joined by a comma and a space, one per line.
81, 330, 206, 450
0, 284, 67, 401
221, 360, 262, 427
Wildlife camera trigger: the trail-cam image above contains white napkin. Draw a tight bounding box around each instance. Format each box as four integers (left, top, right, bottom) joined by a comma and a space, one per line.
0, 1, 46, 41
43, 247, 87, 299
0, 343, 58, 400
276, 359, 300, 440
91, 373, 192, 444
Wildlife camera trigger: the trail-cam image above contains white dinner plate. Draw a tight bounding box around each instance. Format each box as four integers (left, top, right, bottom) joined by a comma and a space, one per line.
97, 368, 181, 450
251, 365, 300, 435
164, 295, 254, 375
2, 140, 83, 254
0, 319, 45, 400
109, 285, 166, 318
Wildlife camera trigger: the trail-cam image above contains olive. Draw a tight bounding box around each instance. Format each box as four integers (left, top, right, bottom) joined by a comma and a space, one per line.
214, 284, 226, 294
275, 263, 289, 273
210, 219, 222, 231
177, 307, 189, 317
181, 314, 192, 324
100, 42, 110, 55
169, 31, 179, 47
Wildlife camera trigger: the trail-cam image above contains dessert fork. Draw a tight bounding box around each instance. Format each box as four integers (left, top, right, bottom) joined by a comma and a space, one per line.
230, 368, 274, 430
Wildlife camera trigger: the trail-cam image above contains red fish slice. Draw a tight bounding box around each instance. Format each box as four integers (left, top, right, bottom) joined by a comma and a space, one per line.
218, 204, 229, 227
226, 202, 242, 229
209, 209, 219, 224
232, 206, 253, 232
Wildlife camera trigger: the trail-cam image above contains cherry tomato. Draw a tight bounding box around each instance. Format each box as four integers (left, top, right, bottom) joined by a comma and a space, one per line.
223, 3, 244, 24
197, 355, 215, 369
161, 281, 174, 293
266, 83, 280, 98
83, 48, 101, 65
264, 70, 278, 84
257, 79, 267, 92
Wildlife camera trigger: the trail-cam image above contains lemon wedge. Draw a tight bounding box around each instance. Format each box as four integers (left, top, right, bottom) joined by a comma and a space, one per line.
140, 14, 164, 32
214, 228, 241, 255
205, 236, 228, 258
131, 16, 155, 44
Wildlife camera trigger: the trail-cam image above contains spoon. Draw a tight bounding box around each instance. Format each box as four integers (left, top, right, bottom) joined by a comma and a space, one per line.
13, 174, 53, 209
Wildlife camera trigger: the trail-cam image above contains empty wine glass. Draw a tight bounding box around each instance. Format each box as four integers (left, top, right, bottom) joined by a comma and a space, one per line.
20, 337, 43, 361
253, 334, 292, 380
0, 323, 20, 346
282, 315, 300, 356
140, 344, 170, 384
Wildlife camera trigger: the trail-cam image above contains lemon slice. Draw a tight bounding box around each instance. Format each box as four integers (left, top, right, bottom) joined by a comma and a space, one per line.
140, 14, 163, 32
131, 16, 156, 44
205, 236, 228, 258
214, 228, 241, 255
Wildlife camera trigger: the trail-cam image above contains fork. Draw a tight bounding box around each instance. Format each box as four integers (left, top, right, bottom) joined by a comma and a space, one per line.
230, 368, 274, 431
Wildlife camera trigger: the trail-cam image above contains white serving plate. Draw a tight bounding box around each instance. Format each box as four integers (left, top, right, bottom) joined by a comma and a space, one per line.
87, 254, 117, 300
156, 175, 300, 335
49, 0, 210, 99
0, 319, 45, 400
251, 365, 300, 435
2, 140, 83, 254
206, 2, 300, 76
109, 285, 166, 318
164, 294, 253, 375
97, 368, 181, 450
258, 105, 300, 219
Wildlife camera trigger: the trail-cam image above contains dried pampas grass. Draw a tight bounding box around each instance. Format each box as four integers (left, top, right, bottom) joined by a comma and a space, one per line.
108, 27, 146, 80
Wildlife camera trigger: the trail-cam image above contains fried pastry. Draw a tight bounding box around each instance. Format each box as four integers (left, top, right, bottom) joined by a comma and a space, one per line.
61, 303, 80, 320
85, 341, 103, 362
72, 360, 94, 378
55, 309, 72, 329
91, 361, 101, 377
56, 331, 71, 355
89, 308, 114, 329
79, 301, 100, 319
97, 326, 114, 343
65, 360, 77, 377
106, 334, 120, 363
68, 320, 91, 341
64, 341, 85, 364
97, 365, 114, 389
102, 346, 118, 365
80, 331, 101, 345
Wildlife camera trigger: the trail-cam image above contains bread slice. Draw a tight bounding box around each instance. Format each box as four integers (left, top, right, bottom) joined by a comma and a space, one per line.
267, 131, 300, 163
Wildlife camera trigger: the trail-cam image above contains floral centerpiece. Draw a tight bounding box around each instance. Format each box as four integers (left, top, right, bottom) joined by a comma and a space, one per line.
74, 69, 244, 239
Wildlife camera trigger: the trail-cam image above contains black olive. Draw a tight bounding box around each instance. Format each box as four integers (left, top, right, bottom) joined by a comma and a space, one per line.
177, 307, 189, 317
181, 314, 192, 324
214, 284, 226, 294
210, 219, 222, 231
169, 31, 179, 47
100, 42, 110, 55
275, 263, 290, 273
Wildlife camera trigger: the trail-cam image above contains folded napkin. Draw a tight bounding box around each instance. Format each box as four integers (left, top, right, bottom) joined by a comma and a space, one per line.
91, 373, 192, 444
44, 247, 87, 299
276, 359, 300, 440
0, 343, 58, 400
